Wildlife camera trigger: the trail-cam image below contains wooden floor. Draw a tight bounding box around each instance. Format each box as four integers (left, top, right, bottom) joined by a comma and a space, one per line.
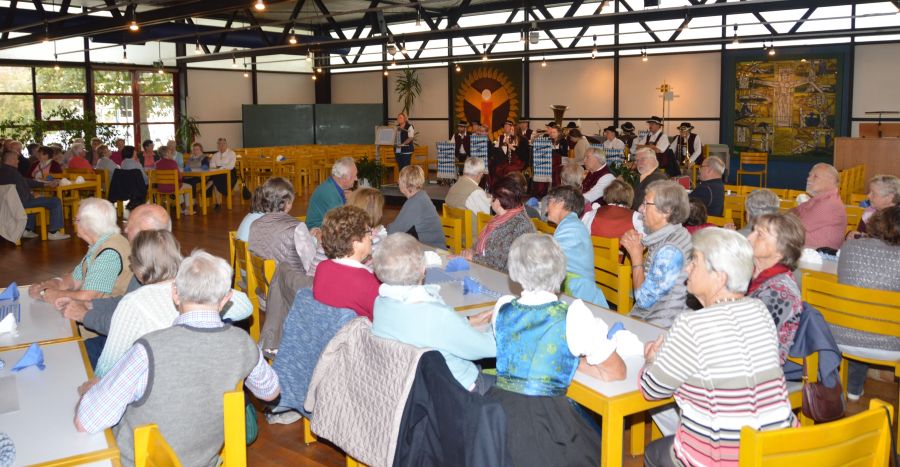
2, 192, 896, 466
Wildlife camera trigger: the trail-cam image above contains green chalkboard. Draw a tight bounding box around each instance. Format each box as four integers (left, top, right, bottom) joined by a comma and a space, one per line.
242, 104, 314, 148
314, 104, 384, 145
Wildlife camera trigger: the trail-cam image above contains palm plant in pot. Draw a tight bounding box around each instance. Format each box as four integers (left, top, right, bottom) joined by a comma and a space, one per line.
356, 156, 384, 188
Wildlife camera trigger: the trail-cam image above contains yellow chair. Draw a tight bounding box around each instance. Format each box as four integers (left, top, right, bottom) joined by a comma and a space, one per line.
739, 399, 893, 466
476, 212, 493, 235
736, 152, 768, 187
724, 195, 746, 229
801, 274, 900, 450
787, 189, 808, 201
767, 187, 788, 199
150, 169, 193, 220
593, 255, 633, 314
221, 389, 247, 467
17, 207, 48, 245
707, 208, 734, 227
724, 184, 741, 194
739, 185, 758, 196
531, 218, 556, 235
134, 424, 181, 467
248, 253, 275, 343
591, 236, 622, 263
442, 205, 475, 250
845, 206, 864, 234
441, 215, 463, 254
849, 193, 868, 207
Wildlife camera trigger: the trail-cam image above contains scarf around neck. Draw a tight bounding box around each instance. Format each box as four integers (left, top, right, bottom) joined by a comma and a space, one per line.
747, 263, 792, 295
476, 206, 524, 254
641, 222, 681, 248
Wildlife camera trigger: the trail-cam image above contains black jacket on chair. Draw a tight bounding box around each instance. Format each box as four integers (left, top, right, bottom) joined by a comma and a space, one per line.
393, 351, 512, 467
107, 168, 147, 208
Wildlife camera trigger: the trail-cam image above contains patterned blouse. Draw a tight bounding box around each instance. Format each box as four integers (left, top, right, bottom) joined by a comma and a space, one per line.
748, 268, 802, 364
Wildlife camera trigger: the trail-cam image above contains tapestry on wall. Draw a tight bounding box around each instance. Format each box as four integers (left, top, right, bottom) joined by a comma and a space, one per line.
451, 61, 522, 141
733, 57, 840, 158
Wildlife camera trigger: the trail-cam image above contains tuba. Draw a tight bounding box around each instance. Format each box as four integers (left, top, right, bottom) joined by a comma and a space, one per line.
550, 105, 568, 128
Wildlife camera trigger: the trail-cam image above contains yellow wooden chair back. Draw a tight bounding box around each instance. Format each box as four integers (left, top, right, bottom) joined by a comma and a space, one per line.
220, 389, 247, 467
787, 189, 808, 201
707, 208, 733, 227
849, 193, 868, 206
724, 195, 746, 228
593, 255, 633, 314
767, 187, 789, 198
591, 235, 621, 263
531, 218, 556, 235
724, 184, 741, 194
441, 215, 463, 254
739, 399, 893, 467
736, 152, 769, 187
476, 212, 494, 235
248, 253, 275, 343
134, 424, 181, 467
442, 205, 474, 249
845, 205, 864, 234
739, 185, 758, 196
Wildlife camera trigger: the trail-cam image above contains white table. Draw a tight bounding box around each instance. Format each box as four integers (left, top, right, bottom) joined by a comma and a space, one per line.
0, 340, 119, 466
0, 286, 79, 352
426, 250, 521, 314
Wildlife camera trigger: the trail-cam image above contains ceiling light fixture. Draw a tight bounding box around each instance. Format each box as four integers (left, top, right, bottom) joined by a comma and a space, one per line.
801, 58, 808, 63
455, 63, 461, 72
288, 28, 297, 45
122, 44, 128, 62
482, 43, 488, 61
194, 39, 202, 54
232, 53, 238, 68
306, 50, 313, 62
316, 65, 323, 73
383, 69, 389, 76
641, 48, 649, 62
400, 41, 408, 55
311, 74, 317, 81
591, 35, 597, 59
416, 9, 421, 27
541, 56, 547, 68
43, 22, 50, 43
128, 3, 139, 32
254, 0, 266, 11
732, 24, 739, 45
768, 43, 776, 56
53, 41, 60, 70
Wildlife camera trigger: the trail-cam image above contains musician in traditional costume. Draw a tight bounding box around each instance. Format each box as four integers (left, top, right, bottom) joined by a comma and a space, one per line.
601, 126, 626, 166
633, 116, 680, 177
673, 122, 703, 167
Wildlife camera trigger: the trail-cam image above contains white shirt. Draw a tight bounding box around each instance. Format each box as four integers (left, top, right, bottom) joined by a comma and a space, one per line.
582, 165, 616, 203
631, 129, 669, 155
465, 187, 492, 215
675, 133, 703, 163
602, 138, 626, 152
210, 148, 236, 170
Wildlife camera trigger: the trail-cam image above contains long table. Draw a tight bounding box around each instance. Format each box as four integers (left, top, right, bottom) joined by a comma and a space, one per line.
428, 250, 671, 467
182, 168, 232, 216
0, 286, 80, 352
0, 340, 120, 466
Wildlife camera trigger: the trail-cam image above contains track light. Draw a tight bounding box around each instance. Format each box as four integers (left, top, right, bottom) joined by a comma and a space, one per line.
43, 23, 50, 43
288, 28, 297, 45
732, 24, 739, 45
243, 66, 249, 78
401, 42, 408, 55
316, 65, 323, 73
591, 35, 597, 59
306, 50, 313, 62
416, 9, 421, 26
384, 69, 389, 76
641, 48, 649, 62
194, 39, 202, 54
122, 44, 128, 62
455, 63, 461, 72
232, 54, 238, 68
482, 43, 488, 61
128, 4, 139, 32
311, 74, 317, 81
541, 56, 547, 68
254, 0, 265, 11
768, 44, 776, 56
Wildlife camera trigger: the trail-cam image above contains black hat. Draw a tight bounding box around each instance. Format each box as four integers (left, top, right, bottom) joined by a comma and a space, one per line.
603, 126, 618, 134
677, 122, 694, 130
457, 120, 468, 127
646, 116, 663, 125
504, 120, 515, 126
546, 121, 558, 128
565, 121, 579, 129
518, 119, 529, 124
621, 122, 635, 132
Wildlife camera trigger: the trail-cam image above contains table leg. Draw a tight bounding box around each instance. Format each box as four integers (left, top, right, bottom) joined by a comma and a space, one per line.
601, 409, 625, 467
199, 175, 208, 215
226, 171, 232, 210
629, 412, 646, 456
94, 182, 101, 198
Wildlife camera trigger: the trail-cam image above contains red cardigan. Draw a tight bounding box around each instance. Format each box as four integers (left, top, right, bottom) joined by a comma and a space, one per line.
313, 259, 380, 320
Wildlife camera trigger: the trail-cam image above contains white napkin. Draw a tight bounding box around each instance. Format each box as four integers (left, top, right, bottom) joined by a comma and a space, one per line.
74, 176, 85, 184
58, 178, 72, 186
423, 250, 443, 267
613, 331, 644, 357
0, 314, 17, 336
796, 193, 811, 204
800, 248, 823, 265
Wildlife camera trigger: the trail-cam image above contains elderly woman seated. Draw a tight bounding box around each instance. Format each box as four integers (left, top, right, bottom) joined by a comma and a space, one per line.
640, 228, 797, 467
583, 179, 636, 240
538, 161, 584, 221
487, 233, 626, 467
371, 233, 497, 394
93, 230, 252, 377
347, 187, 387, 249
29, 198, 133, 303
736, 188, 780, 236
387, 165, 444, 248
835, 205, 900, 400
622, 180, 692, 328
849, 174, 899, 239
747, 212, 805, 364
460, 175, 535, 272
543, 185, 608, 307
313, 206, 380, 320
683, 198, 715, 234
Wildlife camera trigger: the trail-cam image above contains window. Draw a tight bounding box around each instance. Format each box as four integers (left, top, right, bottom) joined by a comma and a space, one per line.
137, 72, 175, 147
36, 67, 86, 93
0, 66, 33, 123
94, 70, 135, 143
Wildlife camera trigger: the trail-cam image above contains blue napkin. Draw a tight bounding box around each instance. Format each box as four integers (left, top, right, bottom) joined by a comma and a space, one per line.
201, 164, 210, 171
11, 343, 45, 372
445, 257, 470, 272
462, 276, 500, 297
183, 166, 192, 172
525, 197, 540, 208
607, 322, 625, 339
425, 267, 457, 284
0, 283, 19, 301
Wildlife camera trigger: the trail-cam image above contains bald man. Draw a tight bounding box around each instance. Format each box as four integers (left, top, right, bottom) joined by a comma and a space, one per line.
791, 163, 847, 250
56, 204, 172, 366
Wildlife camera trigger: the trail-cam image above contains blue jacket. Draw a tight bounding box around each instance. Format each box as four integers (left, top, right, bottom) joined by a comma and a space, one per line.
783, 302, 842, 388
553, 213, 609, 307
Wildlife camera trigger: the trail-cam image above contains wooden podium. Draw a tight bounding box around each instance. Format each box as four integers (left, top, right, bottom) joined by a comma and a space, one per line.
834, 137, 900, 179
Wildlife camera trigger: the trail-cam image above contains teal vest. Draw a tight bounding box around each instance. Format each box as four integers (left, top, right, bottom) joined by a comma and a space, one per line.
495, 300, 578, 397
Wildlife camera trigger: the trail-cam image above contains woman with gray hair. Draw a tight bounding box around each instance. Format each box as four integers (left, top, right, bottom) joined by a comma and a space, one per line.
747, 212, 806, 364
29, 198, 133, 303
371, 233, 497, 393
849, 174, 900, 239
93, 230, 253, 376
641, 228, 796, 467
487, 233, 625, 467
621, 180, 692, 328
737, 188, 780, 236
387, 165, 444, 248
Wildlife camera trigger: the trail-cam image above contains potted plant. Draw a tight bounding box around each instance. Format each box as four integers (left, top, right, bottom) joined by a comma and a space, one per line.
393, 68, 422, 117
356, 156, 384, 188
176, 115, 201, 153
610, 161, 640, 188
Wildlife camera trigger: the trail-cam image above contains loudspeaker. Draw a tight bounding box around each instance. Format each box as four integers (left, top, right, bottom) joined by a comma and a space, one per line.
528, 31, 540, 44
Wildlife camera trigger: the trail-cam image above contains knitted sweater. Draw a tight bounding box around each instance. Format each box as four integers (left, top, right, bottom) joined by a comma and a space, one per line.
313, 259, 380, 320
95, 280, 253, 377
473, 210, 535, 272
640, 298, 797, 466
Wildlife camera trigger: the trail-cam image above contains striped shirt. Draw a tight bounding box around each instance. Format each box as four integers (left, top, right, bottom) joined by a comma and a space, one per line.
77, 310, 279, 433
640, 298, 797, 466
71, 233, 124, 295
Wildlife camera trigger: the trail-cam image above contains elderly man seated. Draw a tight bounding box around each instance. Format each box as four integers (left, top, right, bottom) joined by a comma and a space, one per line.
582, 148, 615, 205
791, 163, 846, 250
689, 156, 725, 217
306, 156, 358, 229
445, 156, 491, 215
0, 150, 70, 240
75, 250, 280, 467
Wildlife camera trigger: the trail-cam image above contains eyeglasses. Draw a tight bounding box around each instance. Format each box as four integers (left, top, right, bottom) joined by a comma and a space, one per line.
641, 202, 656, 207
